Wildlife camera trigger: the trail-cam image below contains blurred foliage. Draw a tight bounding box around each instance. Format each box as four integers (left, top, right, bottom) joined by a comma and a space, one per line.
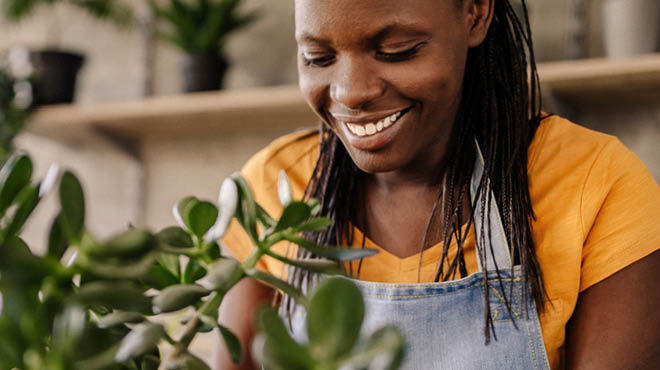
0, 60, 32, 163
148, 0, 259, 55
1, 0, 134, 28
0, 136, 404, 368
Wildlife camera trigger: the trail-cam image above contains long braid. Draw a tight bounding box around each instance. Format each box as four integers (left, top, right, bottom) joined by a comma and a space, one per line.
282, 0, 546, 341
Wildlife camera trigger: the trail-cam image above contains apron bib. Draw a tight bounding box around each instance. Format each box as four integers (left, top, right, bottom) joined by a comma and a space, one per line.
289, 143, 551, 370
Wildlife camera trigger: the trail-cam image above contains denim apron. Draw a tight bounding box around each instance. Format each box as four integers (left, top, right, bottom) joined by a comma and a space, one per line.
289, 144, 551, 370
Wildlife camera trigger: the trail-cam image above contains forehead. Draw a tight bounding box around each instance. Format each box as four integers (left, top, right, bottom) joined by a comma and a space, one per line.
295, 0, 458, 43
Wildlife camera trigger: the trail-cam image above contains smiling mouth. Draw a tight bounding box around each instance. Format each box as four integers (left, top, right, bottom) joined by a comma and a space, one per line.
343, 107, 412, 137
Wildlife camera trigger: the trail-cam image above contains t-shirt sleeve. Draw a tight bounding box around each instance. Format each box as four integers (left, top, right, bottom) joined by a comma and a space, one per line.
579, 138, 660, 292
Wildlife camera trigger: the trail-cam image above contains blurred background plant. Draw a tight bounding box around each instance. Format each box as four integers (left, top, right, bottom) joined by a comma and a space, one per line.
1, 0, 134, 28
0, 52, 32, 161
147, 0, 260, 92
1, 0, 135, 104
0, 112, 404, 369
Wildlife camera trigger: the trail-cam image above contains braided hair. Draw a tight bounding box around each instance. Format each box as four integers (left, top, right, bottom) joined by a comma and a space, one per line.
282, 0, 546, 341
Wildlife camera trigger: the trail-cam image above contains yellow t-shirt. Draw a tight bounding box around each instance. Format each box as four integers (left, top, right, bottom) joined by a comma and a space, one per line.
222, 115, 660, 370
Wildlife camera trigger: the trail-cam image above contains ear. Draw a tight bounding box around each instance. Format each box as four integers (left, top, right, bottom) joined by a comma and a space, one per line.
465, 0, 494, 48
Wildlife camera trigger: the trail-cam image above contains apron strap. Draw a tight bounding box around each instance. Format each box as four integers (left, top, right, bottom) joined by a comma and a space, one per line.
470, 139, 513, 272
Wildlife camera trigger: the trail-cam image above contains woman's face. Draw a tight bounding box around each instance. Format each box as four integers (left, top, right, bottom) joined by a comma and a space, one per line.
295, 0, 488, 176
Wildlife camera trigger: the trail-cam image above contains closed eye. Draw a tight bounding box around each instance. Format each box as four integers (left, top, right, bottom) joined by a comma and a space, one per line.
302, 53, 335, 67
376, 42, 426, 62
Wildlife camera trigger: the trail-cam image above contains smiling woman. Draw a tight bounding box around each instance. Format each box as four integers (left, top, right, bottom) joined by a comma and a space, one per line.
217, 0, 660, 369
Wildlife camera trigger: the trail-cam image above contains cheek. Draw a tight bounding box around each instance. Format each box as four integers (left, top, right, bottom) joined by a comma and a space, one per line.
298, 68, 327, 118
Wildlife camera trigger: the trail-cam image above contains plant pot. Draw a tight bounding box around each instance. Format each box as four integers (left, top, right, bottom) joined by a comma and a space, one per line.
181, 54, 228, 92
603, 0, 660, 58
30, 50, 85, 105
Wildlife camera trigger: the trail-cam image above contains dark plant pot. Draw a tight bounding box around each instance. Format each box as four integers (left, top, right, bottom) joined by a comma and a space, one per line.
31, 50, 85, 105
181, 54, 228, 92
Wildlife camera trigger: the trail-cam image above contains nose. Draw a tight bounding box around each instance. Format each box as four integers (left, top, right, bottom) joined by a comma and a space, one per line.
330, 57, 384, 110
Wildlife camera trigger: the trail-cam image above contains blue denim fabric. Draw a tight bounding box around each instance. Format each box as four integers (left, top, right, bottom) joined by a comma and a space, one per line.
288, 142, 551, 369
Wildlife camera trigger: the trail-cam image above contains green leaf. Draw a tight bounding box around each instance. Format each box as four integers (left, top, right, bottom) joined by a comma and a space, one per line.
0, 154, 32, 216
88, 229, 156, 259
257, 307, 312, 370
263, 250, 340, 274
244, 268, 306, 307
152, 284, 209, 314
59, 171, 85, 243
156, 252, 181, 279
338, 326, 405, 370
157, 226, 194, 249
256, 204, 276, 228
197, 258, 243, 291
140, 355, 160, 370
97, 311, 145, 329
74, 281, 153, 313
115, 323, 165, 363
218, 324, 242, 364
2, 183, 39, 240
163, 352, 211, 370
306, 198, 322, 216
187, 201, 218, 238
232, 175, 257, 242
82, 252, 156, 281
296, 217, 334, 233
143, 263, 180, 290
182, 258, 207, 284
307, 277, 364, 362
274, 201, 311, 232
47, 214, 69, 259
173, 196, 199, 230
284, 234, 379, 261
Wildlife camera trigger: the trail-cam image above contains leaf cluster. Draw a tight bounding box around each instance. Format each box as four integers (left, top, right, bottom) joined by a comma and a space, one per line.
148, 0, 259, 55
1, 0, 134, 28
0, 151, 404, 370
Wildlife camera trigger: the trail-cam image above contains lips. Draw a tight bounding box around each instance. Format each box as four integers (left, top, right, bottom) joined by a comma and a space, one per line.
345, 111, 403, 137
332, 106, 414, 151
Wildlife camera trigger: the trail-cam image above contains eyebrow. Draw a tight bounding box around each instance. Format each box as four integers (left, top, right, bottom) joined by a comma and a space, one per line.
296, 21, 430, 45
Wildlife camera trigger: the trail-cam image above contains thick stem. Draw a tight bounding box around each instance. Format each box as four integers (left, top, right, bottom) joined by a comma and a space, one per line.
174, 316, 200, 355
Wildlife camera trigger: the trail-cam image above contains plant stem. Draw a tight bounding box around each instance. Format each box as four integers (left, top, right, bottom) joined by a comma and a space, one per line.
241, 247, 264, 270
174, 316, 200, 355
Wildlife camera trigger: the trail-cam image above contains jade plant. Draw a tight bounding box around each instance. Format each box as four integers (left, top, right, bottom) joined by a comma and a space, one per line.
0, 147, 404, 369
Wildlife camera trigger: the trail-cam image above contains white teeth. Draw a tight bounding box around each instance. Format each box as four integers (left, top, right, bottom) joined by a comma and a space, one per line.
344, 109, 406, 137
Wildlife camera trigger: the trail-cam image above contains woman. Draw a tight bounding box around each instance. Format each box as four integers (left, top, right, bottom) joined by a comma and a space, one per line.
217, 0, 660, 369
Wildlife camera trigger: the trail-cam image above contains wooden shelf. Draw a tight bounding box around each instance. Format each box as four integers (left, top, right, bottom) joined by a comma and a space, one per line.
538, 53, 660, 106
28, 85, 318, 141
27, 54, 660, 140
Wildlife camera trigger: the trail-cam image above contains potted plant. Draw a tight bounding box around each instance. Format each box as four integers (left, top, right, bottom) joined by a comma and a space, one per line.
1, 0, 134, 105
148, 0, 259, 92
0, 113, 404, 369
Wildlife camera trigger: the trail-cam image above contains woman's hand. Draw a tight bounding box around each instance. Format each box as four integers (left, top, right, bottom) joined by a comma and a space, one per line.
566, 250, 660, 369
216, 277, 275, 370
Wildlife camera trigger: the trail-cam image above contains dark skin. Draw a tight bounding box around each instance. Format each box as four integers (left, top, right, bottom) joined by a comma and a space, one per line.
217, 0, 660, 368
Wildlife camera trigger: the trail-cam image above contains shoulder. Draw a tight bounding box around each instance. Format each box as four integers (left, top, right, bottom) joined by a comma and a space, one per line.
529, 114, 660, 291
